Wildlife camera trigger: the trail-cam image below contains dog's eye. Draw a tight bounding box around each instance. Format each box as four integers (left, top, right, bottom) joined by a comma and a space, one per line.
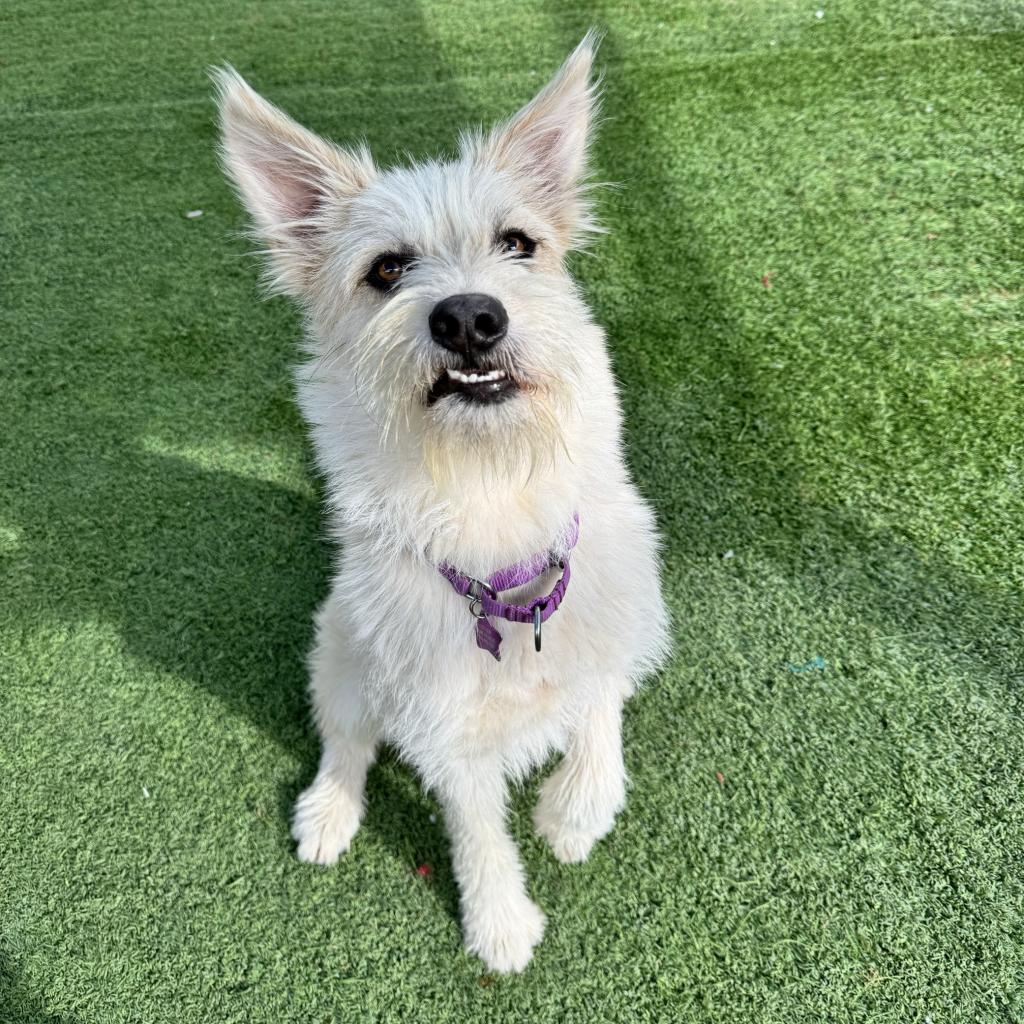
366, 254, 412, 291
377, 259, 404, 282
498, 231, 536, 259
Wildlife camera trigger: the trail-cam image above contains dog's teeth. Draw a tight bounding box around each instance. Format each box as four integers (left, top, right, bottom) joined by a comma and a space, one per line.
444, 367, 509, 387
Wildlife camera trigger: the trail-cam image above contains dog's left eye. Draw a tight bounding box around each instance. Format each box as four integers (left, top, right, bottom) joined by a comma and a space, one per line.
498, 231, 536, 259
366, 254, 413, 291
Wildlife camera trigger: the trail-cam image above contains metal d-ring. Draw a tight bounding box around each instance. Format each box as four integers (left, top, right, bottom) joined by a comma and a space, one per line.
466, 578, 493, 619
533, 605, 543, 652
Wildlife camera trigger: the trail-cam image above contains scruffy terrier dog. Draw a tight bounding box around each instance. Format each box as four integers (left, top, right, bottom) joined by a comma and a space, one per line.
215, 33, 668, 972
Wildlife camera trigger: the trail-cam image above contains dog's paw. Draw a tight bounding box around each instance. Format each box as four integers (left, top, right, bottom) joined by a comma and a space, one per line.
533, 772, 622, 865
463, 892, 546, 974
291, 775, 363, 867
533, 802, 609, 864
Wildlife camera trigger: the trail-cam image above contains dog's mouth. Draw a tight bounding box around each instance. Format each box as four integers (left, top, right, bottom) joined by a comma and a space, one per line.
427, 366, 518, 406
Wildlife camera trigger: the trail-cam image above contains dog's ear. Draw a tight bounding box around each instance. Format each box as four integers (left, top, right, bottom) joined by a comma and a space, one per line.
471, 31, 601, 246
212, 67, 375, 296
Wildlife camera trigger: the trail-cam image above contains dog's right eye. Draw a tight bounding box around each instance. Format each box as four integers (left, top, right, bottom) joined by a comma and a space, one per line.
366, 254, 412, 291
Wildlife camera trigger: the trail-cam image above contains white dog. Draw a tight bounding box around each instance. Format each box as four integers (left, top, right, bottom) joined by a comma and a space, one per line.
214, 32, 668, 973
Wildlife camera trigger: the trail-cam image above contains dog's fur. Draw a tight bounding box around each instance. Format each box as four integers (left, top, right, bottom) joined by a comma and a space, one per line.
214, 33, 668, 972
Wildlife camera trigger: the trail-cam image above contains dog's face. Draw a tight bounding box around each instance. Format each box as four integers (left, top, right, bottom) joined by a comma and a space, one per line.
216, 35, 602, 472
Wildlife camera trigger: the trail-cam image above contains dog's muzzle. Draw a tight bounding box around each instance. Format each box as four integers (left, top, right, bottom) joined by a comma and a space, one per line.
426, 293, 517, 406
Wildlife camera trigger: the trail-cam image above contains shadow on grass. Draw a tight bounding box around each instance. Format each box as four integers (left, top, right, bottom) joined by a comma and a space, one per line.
0, 951, 79, 1024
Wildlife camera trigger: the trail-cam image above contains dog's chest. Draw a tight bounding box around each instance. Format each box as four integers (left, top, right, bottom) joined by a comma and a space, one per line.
462, 671, 569, 756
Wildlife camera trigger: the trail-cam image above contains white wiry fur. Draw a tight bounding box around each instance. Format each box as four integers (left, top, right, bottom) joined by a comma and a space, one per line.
214, 32, 669, 973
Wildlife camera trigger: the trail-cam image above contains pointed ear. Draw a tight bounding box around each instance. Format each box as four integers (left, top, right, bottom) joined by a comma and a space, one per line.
211, 67, 375, 296
471, 31, 601, 245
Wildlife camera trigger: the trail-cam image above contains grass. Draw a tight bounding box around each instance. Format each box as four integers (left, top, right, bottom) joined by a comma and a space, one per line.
2, 1, 1023, 1021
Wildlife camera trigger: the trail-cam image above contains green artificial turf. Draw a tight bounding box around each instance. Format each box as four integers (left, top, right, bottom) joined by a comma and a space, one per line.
2, 1, 1023, 1020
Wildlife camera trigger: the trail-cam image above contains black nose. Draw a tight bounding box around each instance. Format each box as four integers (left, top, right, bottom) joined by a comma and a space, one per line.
428, 293, 508, 357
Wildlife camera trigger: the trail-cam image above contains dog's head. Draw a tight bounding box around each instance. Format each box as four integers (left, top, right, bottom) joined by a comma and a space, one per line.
215, 34, 604, 474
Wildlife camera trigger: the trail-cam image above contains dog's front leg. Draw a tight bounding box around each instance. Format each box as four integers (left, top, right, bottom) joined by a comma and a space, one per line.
291, 614, 378, 866
438, 760, 546, 973
533, 696, 627, 864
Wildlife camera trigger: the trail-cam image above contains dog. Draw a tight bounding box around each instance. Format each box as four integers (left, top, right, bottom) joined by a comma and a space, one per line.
214, 32, 668, 973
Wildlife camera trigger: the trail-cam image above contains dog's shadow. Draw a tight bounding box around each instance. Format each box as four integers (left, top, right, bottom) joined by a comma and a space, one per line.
4, 434, 464, 913
4, 444, 324, 757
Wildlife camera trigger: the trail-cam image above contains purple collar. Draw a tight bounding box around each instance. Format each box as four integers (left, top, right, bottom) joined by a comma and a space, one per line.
438, 514, 580, 661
